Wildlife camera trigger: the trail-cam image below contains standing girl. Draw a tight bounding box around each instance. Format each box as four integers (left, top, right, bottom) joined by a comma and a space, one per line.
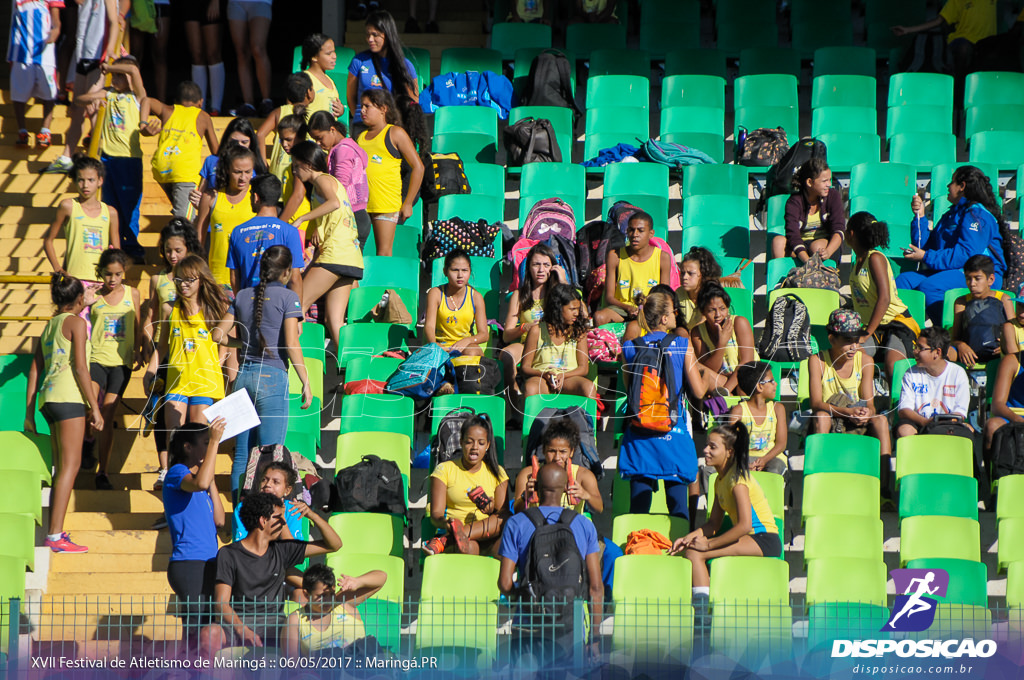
301, 33, 345, 119
89, 249, 141, 490
593, 211, 671, 327
347, 10, 418, 135
690, 282, 757, 395
190, 118, 265, 209
226, 0, 274, 117
772, 157, 845, 262
142, 219, 203, 489
846, 212, 919, 381
500, 243, 564, 397
25, 274, 104, 553
290, 141, 364, 349
356, 89, 424, 257
196, 145, 257, 288
521, 283, 596, 399
424, 249, 489, 363
620, 290, 706, 520
145, 255, 236, 430
163, 419, 226, 638
308, 111, 372, 249
677, 246, 722, 332
218, 246, 312, 495
275, 113, 313, 225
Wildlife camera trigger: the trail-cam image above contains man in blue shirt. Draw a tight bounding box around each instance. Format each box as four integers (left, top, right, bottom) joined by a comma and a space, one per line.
227, 174, 305, 298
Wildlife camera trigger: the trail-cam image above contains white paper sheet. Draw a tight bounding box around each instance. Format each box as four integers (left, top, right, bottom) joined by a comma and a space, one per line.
204, 390, 261, 441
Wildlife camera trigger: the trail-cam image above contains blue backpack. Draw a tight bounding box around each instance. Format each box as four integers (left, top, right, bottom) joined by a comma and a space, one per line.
385, 343, 457, 399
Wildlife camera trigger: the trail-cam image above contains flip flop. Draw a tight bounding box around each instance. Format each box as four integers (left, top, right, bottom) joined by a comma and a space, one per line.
448, 518, 471, 554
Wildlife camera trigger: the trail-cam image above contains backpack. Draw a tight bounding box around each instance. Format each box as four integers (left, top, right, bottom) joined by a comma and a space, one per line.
1003, 230, 1024, 295
523, 407, 601, 476
625, 334, 681, 434
522, 50, 581, 123
649, 236, 682, 291
240, 444, 327, 508
756, 137, 827, 213
990, 421, 1024, 481
522, 197, 577, 243
757, 293, 814, 362
385, 343, 457, 399
422, 217, 502, 261
509, 233, 580, 291
330, 455, 405, 514
576, 219, 627, 310
735, 126, 789, 167
454, 357, 502, 395
503, 117, 563, 166
607, 200, 642, 235
964, 296, 1006, 363
640, 138, 716, 172
586, 328, 621, 362
779, 251, 842, 292
431, 406, 476, 466
420, 152, 471, 204
515, 507, 588, 632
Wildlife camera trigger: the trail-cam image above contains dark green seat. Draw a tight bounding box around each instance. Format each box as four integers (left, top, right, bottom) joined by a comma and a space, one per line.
363, 255, 419, 291
898, 474, 979, 522
812, 46, 876, 78
738, 48, 800, 78
437, 194, 504, 223
440, 47, 502, 75
489, 22, 551, 60
566, 23, 627, 60
664, 49, 726, 78
589, 49, 651, 78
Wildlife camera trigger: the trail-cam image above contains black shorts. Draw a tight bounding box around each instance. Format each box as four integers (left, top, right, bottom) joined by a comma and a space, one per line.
751, 532, 783, 558
181, 0, 223, 24
90, 364, 132, 397
354, 209, 372, 250
894, 417, 922, 435
155, 3, 169, 19
310, 262, 364, 280
167, 559, 217, 630
40, 402, 87, 423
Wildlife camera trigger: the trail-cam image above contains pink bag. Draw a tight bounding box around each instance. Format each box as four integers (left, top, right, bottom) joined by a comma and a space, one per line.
649, 236, 681, 291
586, 328, 622, 362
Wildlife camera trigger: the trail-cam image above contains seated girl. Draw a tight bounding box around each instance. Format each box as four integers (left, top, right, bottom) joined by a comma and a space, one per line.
689, 282, 756, 395
512, 417, 603, 514
771, 157, 845, 262
984, 350, 1024, 450
622, 283, 687, 343
592, 210, 671, 327
520, 283, 596, 399
729, 362, 788, 475
233, 462, 306, 542
423, 249, 490, 368
677, 246, 722, 332
426, 415, 509, 556
282, 564, 387, 658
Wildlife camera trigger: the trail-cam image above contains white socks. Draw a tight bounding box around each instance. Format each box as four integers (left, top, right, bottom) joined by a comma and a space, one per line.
209, 62, 226, 113
692, 586, 710, 596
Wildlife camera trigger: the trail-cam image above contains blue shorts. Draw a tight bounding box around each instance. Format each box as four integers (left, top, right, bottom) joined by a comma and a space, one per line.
165, 394, 215, 407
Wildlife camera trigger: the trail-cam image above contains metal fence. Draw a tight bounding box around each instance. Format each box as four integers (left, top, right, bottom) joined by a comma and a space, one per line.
4, 596, 1023, 679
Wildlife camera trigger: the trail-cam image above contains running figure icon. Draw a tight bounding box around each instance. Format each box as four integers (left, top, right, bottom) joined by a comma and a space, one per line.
887, 571, 939, 629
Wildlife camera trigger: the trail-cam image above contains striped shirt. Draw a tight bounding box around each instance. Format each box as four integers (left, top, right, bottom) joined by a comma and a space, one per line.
7, 0, 63, 66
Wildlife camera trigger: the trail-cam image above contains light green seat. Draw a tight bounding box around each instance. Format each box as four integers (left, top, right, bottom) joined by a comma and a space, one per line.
583, 107, 649, 166
363, 255, 419, 292
611, 555, 693, 663
299, 322, 326, 366
965, 105, 1024, 140
997, 475, 1024, 524
811, 106, 876, 136
811, 75, 876, 109
681, 163, 748, 199
589, 48, 650, 78
602, 163, 669, 222
586, 75, 649, 110
612, 470, 668, 516
662, 75, 725, 111
611, 514, 689, 550
660, 106, 725, 163
709, 556, 791, 661
767, 288, 841, 327
416, 554, 500, 663
735, 106, 799, 146
566, 23, 627, 60
433, 108, 499, 164
803, 433, 880, 478
338, 395, 415, 449
664, 48, 727, 79
437, 193, 504, 223
894, 435, 973, 483
0, 555, 26, 600
324, 552, 405, 651
764, 194, 787, 236
680, 225, 750, 263
522, 395, 596, 458
0, 513, 36, 571
508, 106, 574, 170
461, 163, 505, 199
430, 256, 500, 291
1007, 561, 1024, 608
336, 323, 411, 371
805, 558, 889, 646
804, 516, 883, 566
886, 104, 952, 140
901, 515, 980, 567
288, 360, 324, 403
346, 286, 418, 331
680, 194, 748, 229
439, 47, 502, 76
429, 394, 506, 464
734, 74, 799, 144
817, 132, 880, 172
849, 162, 916, 199
889, 357, 916, 409
0, 431, 52, 484
518, 163, 585, 225
368, 220, 421, 258
489, 22, 551, 60
0, 471, 43, 525
889, 132, 957, 172
343, 355, 402, 385
327, 514, 404, 557
969, 131, 1024, 171
812, 47, 876, 78
802, 472, 879, 525
1000, 517, 1024, 572
288, 395, 322, 447
931, 163, 999, 219
900, 289, 926, 329
899, 474, 978, 521
738, 47, 800, 79
335, 431, 411, 481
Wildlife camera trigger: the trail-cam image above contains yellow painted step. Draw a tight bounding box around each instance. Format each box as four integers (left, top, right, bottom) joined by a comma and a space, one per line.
34, 615, 183, 642
68, 490, 231, 514
49, 528, 171, 553
46, 570, 174, 594
62, 512, 166, 531
51, 552, 173, 573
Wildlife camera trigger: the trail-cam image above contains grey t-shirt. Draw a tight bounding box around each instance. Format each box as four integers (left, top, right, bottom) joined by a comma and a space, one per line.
232, 282, 303, 371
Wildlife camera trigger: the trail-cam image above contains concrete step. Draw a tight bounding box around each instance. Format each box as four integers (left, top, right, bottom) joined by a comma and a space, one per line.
68, 490, 231, 514
51, 552, 172, 573
46, 570, 174, 594
62, 512, 167, 531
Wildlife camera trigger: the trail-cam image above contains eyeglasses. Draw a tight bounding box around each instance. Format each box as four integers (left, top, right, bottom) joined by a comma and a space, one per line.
173, 277, 198, 286
758, 377, 776, 385
913, 344, 937, 353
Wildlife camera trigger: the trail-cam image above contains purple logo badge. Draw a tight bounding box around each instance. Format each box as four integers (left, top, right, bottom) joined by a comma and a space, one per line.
882, 569, 949, 632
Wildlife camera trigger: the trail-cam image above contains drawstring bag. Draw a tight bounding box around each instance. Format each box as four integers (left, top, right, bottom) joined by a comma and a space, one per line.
624, 529, 672, 555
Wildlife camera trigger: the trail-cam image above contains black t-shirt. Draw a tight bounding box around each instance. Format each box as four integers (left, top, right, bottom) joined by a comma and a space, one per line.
215, 539, 307, 635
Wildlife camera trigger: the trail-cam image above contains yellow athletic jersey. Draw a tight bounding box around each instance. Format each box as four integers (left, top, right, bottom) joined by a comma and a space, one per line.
940, 0, 996, 44
310, 175, 360, 267
613, 248, 661, 306
39, 313, 87, 406
430, 458, 509, 524
100, 90, 142, 158
282, 162, 311, 221
305, 70, 341, 118
152, 271, 178, 345
152, 104, 203, 183
64, 200, 111, 281
1011, 319, 1024, 352
678, 294, 701, 330
738, 400, 787, 465
820, 350, 864, 403
166, 305, 224, 399
518, 299, 544, 342
532, 322, 579, 373
268, 103, 301, 181
296, 605, 366, 654
435, 286, 477, 348
208, 189, 256, 285
358, 125, 403, 213
850, 250, 908, 327
696, 319, 743, 375
714, 470, 778, 535
90, 287, 136, 367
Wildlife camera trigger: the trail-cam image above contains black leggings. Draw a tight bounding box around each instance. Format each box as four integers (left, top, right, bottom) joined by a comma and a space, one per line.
167, 559, 217, 632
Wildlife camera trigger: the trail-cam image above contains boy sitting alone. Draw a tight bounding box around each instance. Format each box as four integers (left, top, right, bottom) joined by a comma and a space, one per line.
949, 254, 1013, 365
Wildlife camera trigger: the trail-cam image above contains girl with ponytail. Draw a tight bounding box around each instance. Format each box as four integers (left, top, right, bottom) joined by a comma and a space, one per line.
217, 245, 312, 496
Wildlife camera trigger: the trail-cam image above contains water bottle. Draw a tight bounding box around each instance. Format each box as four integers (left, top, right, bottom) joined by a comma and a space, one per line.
376, 291, 390, 315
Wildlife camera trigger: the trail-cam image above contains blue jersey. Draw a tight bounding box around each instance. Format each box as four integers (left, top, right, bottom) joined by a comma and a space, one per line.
8, 0, 62, 66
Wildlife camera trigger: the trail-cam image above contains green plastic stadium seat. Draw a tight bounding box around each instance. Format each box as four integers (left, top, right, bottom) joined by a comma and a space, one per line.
522, 394, 596, 451
680, 225, 750, 262
907, 558, 987, 606
765, 194, 787, 236
816, 133, 880, 172
811, 106, 877, 136
611, 514, 689, 549
343, 355, 402, 385
0, 432, 51, 484
680, 193, 748, 228
889, 358, 916, 409
735, 106, 799, 146
430, 256, 500, 291
440, 47, 502, 76
888, 73, 954, 112
661, 122, 726, 164
709, 556, 791, 660
812, 47, 876, 78
970, 131, 1024, 171
602, 163, 670, 221
335, 431, 411, 481
566, 23, 627, 60
612, 555, 693, 662
886, 104, 952, 140
735, 74, 798, 111
0, 555, 26, 600
806, 557, 886, 606
430, 394, 506, 464
895, 435, 974, 483
803, 433, 880, 478
288, 360, 324, 404
612, 470, 668, 516
417, 554, 500, 661
681, 164, 749, 199
327, 514, 404, 557
518, 163, 585, 225
363, 256, 419, 292
335, 324, 410, 371
790, 0, 851, 25
461, 163, 505, 199
964, 72, 1024, 111
346, 286, 418, 331
900, 290, 926, 330
965, 106, 1024, 140
339, 394, 415, 445
586, 75, 649, 110
898, 473, 979, 521
1008, 561, 1024, 609
1000, 518, 1024, 572
299, 322, 326, 365
729, 287, 754, 325
642, 20, 699, 60
324, 553, 404, 650
508, 106, 574, 169
901, 515, 980, 567
889, 133, 957, 173
664, 49, 727, 79
802, 472, 880, 525
662, 75, 726, 111
583, 107, 649, 166
406, 46, 431, 88
804, 516, 883, 565
849, 162, 916, 199
437, 194, 504, 223
369, 220, 421, 258
940, 287, 970, 330
717, 22, 777, 55
0, 354, 49, 434
0, 512, 35, 571
433, 108, 499, 164
792, 20, 853, 56
489, 22, 551, 60
589, 49, 651, 78
738, 48, 800, 79
0, 471, 43, 525
996, 475, 1024, 524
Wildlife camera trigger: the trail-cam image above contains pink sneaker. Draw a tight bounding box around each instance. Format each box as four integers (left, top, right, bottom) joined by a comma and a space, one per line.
45, 533, 88, 553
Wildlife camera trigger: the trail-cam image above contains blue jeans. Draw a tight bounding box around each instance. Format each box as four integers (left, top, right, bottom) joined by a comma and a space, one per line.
896, 269, 1004, 326
231, 362, 289, 495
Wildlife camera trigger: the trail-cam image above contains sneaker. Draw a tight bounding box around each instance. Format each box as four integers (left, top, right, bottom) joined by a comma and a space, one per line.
153, 468, 168, 490
17, 131, 30, 147
36, 131, 51, 148
880, 496, 897, 513
448, 518, 471, 553
232, 103, 257, 118
422, 534, 447, 555
405, 16, 421, 33
46, 533, 88, 553
95, 472, 113, 490
257, 98, 275, 117
210, 109, 221, 117
40, 156, 73, 174
425, 20, 439, 33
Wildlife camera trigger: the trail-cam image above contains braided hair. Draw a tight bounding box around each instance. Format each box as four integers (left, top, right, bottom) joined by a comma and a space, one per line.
252, 245, 293, 355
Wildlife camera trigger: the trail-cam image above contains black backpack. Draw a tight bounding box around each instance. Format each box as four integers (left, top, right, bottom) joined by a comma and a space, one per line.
990, 421, 1024, 481
431, 406, 476, 466
454, 357, 502, 395
964, 296, 1006, 363
420, 152, 471, 204
757, 294, 814, 362
523, 407, 601, 477
330, 455, 405, 514
515, 507, 588, 630
756, 137, 828, 213
735, 126, 789, 167
523, 50, 581, 123
576, 219, 626, 309
503, 117, 563, 166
